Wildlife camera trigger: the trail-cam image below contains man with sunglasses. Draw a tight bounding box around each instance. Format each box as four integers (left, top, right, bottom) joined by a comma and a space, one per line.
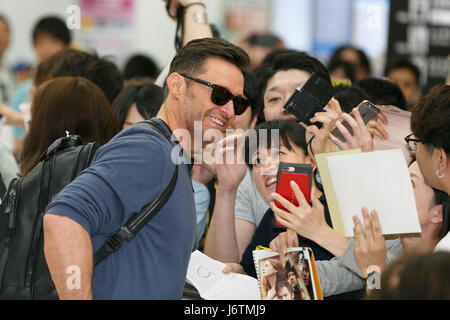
43, 37, 250, 300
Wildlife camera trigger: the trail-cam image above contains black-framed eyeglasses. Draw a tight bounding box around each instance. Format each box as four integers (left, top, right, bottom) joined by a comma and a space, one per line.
404, 133, 421, 151
180, 73, 250, 115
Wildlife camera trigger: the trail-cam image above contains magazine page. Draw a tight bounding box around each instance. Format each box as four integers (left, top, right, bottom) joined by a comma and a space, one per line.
253, 247, 322, 300
186, 250, 260, 300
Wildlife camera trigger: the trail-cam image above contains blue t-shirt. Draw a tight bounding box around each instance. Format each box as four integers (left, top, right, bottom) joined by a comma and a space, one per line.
45, 119, 196, 299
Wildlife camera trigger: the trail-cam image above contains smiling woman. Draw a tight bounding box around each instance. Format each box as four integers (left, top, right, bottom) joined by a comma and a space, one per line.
244, 120, 312, 203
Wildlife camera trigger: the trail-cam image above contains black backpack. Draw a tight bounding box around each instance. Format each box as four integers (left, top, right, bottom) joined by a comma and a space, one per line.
0, 121, 178, 300
0, 173, 6, 201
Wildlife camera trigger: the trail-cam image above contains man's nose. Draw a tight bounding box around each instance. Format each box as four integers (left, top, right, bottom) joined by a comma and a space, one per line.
219, 99, 235, 120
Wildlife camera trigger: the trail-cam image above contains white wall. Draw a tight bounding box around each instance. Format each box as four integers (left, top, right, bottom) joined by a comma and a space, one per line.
133, 0, 225, 69
272, 0, 314, 53
0, 0, 226, 70
0, 0, 76, 66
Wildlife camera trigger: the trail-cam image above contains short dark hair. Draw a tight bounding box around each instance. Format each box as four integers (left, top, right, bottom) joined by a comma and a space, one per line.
111, 84, 164, 128
32, 16, 71, 45
329, 45, 372, 76
334, 85, 370, 113
245, 33, 284, 49
244, 120, 308, 169
35, 49, 124, 104
243, 71, 262, 119
327, 59, 356, 83
169, 37, 250, 78
355, 77, 407, 110
385, 58, 421, 85
123, 54, 159, 81
372, 251, 450, 299
258, 51, 331, 99
411, 84, 450, 155
164, 38, 250, 99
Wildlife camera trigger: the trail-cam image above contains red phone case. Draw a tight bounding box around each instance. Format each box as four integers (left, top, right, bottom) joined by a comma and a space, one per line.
274, 163, 312, 228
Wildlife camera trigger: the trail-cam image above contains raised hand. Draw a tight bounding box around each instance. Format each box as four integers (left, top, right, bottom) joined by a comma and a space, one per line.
269, 230, 299, 264
329, 107, 374, 152
270, 184, 328, 242
214, 133, 247, 192
353, 208, 386, 278
366, 112, 389, 140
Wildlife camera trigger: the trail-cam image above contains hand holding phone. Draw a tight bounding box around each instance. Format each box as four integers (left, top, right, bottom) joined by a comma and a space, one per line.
273, 163, 312, 229
283, 73, 337, 126
330, 100, 379, 143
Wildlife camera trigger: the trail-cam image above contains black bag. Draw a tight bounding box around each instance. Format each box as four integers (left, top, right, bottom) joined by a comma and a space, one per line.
0, 135, 99, 300
0, 121, 177, 300
0, 173, 6, 201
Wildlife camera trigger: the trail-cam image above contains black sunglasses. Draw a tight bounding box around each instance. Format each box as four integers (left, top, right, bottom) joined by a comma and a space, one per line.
180, 73, 250, 115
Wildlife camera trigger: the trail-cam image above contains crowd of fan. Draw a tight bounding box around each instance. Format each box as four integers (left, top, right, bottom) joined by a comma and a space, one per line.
0, 0, 448, 300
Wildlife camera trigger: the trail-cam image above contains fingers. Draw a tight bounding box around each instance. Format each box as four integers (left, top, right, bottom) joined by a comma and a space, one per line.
222, 263, 244, 274
269, 231, 299, 264
270, 192, 297, 213
370, 210, 383, 239
352, 214, 364, 237
270, 232, 289, 262
366, 119, 389, 140
298, 121, 308, 130
326, 97, 343, 114
334, 120, 353, 143
310, 112, 339, 124
343, 113, 362, 141
361, 207, 374, 240
329, 131, 346, 149
287, 229, 299, 248
289, 180, 308, 206
376, 112, 388, 125
351, 108, 365, 127
215, 134, 246, 165
270, 201, 295, 231
310, 112, 339, 131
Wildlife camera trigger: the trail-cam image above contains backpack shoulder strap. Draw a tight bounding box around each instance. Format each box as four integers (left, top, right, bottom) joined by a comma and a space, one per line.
93, 120, 179, 266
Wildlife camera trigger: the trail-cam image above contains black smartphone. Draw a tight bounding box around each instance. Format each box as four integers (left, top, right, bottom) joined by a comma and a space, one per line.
283, 72, 337, 126
330, 100, 380, 143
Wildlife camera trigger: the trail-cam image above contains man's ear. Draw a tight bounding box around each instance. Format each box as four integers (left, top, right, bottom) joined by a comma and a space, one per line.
166, 73, 186, 100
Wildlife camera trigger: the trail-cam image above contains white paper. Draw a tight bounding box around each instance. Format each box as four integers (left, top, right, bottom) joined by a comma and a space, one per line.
326, 149, 421, 236
186, 251, 260, 300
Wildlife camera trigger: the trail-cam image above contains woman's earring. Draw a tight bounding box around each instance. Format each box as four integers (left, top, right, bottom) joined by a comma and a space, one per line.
436, 169, 445, 179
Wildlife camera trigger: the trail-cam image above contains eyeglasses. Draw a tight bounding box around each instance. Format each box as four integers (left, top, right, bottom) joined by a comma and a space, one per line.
404, 133, 421, 151
180, 73, 250, 115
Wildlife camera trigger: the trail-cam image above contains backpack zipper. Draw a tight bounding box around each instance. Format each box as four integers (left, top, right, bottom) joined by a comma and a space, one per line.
0, 179, 20, 289
3, 179, 20, 246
